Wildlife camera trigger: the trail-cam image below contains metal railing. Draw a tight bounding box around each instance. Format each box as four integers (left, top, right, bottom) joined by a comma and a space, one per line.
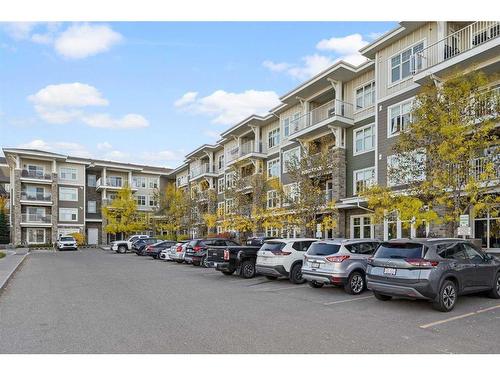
20, 192, 52, 201
176, 176, 189, 187
413, 21, 500, 75
288, 99, 354, 136
190, 163, 213, 178
353, 105, 375, 122
96, 177, 123, 189
471, 156, 500, 180
227, 140, 263, 162
21, 169, 52, 180
21, 213, 52, 223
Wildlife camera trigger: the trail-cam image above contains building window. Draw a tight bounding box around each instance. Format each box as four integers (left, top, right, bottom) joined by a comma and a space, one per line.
387, 152, 426, 187
108, 176, 123, 187
59, 187, 78, 201
353, 167, 375, 194
267, 190, 279, 209
282, 147, 300, 173
87, 174, 96, 187
27, 228, 45, 244
390, 41, 424, 83
282, 112, 301, 137
136, 195, 146, 206
354, 124, 375, 155
217, 202, 225, 216
218, 177, 225, 194
283, 183, 299, 206
474, 207, 500, 249
26, 164, 44, 177
351, 215, 374, 239
148, 178, 158, 189
59, 208, 78, 222
355, 81, 375, 110
149, 195, 157, 207
267, 158, 280, 179
60, 167, 77, 181
218, 154, 225, 170
388, 100, 413, 137
225, 199, 234, 214
268, 128, 280, 149
265, 227, 280, 237
132, 176, 146, 188
225, 173, 235, 189
87, 201, 97, 213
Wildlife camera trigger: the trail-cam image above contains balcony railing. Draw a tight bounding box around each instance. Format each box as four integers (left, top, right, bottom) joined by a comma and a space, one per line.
413, 21, 500, 75
227, 140, 263, 162
190, 163, 214, 178
471, 156, 500, 180
20, 192, 52, 202
21, 169, 52, 180
21, 213, 52, 223
96, 177, 123, 189
288, 99, 354, 136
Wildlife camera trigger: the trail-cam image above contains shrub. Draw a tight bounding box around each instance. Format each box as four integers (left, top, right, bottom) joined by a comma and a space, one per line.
0, 251, 6, 259
69, 232, 85, 246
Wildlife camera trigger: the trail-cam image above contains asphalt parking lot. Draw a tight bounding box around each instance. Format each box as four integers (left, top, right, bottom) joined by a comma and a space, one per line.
0, 247, 499, 353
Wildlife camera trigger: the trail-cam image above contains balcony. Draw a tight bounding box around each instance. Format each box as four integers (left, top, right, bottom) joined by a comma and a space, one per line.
226, 140, 265, 165
20, 169, 52, 183
176, 176, 189, 188
96, 177, 135, 191
190, 163, 217, 180
471, 156, 500, 181
288, 99, 354, 140
413, 21, 500, 83
21, 213, 52, 225
20, 192, 52, 205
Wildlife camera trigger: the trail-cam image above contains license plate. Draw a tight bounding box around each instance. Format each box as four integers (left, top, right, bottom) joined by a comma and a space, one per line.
213, 262, 217, 267
384, 267, 397, 275
311, 262, 320, 268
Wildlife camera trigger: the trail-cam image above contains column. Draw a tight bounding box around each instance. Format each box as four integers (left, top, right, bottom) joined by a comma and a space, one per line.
51, 163, 58, 244
13, 169, 22, 245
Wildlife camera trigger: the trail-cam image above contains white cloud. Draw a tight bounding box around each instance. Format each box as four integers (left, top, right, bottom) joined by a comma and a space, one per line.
82, 113, 149, 129
174, 91, 198, 107
97, 141, 113, 151
17, 139, 92, 158
54, 24, 123, 59
103, 150, 130, 161
263, 33, 370, 80
175, 89, 280, 125
203, 129, 221, 140
262, 60, 291, 72
3, 22, 38, 40
28, 82, 149, 130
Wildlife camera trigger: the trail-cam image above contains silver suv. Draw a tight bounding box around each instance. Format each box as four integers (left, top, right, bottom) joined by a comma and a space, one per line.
302, 239, 380, 294
366, 239, 500, 312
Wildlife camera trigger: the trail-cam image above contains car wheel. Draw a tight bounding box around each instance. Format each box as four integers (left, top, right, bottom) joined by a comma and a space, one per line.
117, 245, 127, 254
487, 273, 500, 299
289, 263, 306, 284
373, 292, 392, 301
265, 276, 278, 280
201, 256, 209, 268
344, 272, 365, 295
176, 260, 183, 263
308, 280, 324, 288
222, 270, 235, 276
433, 280, 457, 312
240, 260, 256, 279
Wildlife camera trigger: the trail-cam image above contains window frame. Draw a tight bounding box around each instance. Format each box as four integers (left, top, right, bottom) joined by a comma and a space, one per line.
27, 228, 45, 244
268, 127, 280, 149
353, 123, 375, 156
350, 215, 374, 239
59, 186, 78, 202
388, 40, 425, 86
87, 174, 96, 187
282, 112, 301, 138
87, 200, 97, 214
267, 158, 280, 179
59, 167, 78, 181
353, 167, 375, 195
282, 147, 301, 173
387, 98, 414, 138
217, 177, 225, 194
136, 195, 147, 206
59, 207, 78, 222
354, 81, 376, 111
267, 190, 280, 209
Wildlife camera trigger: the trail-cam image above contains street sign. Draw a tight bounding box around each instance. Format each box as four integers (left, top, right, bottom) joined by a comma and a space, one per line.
457, 226, 471, 236
459, 215, 469, 227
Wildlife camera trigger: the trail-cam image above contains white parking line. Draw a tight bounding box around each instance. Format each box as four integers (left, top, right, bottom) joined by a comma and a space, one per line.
420, 304, 500, 329
254, 285, 307, 292
323, 295, 374, 306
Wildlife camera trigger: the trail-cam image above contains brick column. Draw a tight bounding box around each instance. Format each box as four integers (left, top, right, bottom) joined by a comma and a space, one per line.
13, 169, 22, 245
330, 147, 346, 202
51, 172, 58, 244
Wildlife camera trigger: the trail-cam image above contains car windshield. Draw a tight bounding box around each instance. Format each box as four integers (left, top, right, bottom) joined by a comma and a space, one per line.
374, 243, 423, 259
307, 243, 340, 256
60, 237, 74, 241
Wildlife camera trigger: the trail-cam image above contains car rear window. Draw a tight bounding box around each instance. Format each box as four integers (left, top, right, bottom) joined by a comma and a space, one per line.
374, 243, 424, 259
261, 242, 286, 252
188, 240, 199, 247
60, 237, 74, 241
307, 243, 340, 256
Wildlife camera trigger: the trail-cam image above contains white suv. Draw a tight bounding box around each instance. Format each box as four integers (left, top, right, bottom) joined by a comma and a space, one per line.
111, 235, 149, 253
255, 238, 318, 284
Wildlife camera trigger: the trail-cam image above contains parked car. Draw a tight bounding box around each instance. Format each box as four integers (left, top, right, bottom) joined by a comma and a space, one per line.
302, 239, 381, 294
56, 236, 78, 251
145, 240, 177, 259
185, 238, 240, 267
159, 243, 178, 261
207, 237, 278, 278
366, 238, 500, 312
168, 242, 189, 263
133, 238, 162, 255
111, 235, 149, 254
255, 238, 318, 284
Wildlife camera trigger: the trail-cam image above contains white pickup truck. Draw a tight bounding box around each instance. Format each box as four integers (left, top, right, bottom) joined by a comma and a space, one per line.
111, 235, 149, 254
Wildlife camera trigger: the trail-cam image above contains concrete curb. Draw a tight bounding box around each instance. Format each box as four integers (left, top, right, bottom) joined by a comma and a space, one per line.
0, 251, 29, 295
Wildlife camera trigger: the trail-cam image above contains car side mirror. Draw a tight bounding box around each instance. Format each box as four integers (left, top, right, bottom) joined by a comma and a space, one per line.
484, 254, 494, 261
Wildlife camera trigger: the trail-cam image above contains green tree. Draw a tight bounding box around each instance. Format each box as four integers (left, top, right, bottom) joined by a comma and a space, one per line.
0, 196, 9, 244
102, 185, 147, 238
363, 71, 499, 236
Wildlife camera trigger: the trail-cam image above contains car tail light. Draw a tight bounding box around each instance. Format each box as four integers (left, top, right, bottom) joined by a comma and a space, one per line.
146, 245, 152, 251
325, 255, 350, 263
273, 250, 291, 256
176, 246, 183, 252
193, 246, 203, 252
223, 249, 230, 261
406, 258, 439, 267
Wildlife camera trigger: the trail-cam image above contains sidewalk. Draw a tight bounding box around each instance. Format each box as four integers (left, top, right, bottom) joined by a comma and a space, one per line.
0, 248, 29, 293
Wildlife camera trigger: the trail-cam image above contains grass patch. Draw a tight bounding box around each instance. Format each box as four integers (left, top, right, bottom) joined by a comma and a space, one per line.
0, 251, 6, 259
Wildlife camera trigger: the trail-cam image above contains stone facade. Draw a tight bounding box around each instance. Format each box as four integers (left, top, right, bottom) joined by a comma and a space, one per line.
13, 169, 21, 245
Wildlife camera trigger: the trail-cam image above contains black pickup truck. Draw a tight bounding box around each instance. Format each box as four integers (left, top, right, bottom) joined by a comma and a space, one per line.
206, 237, 278, 278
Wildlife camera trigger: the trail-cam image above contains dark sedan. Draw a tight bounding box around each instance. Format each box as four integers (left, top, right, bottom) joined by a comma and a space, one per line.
133, 238, 162, 255
145, 240, 177, 259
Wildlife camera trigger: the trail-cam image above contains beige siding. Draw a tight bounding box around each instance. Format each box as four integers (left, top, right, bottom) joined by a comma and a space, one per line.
20, 157, 52, 173
377, 22, 438, 100
57, 162, 85, 186
344, 68, 375, 106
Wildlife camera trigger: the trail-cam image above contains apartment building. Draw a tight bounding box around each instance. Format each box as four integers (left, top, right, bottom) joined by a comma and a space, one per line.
2, 148, 172, 246
173, 21, 500, 249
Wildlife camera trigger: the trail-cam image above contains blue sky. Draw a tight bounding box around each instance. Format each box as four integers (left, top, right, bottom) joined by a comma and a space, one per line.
0, 22, 396, 167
